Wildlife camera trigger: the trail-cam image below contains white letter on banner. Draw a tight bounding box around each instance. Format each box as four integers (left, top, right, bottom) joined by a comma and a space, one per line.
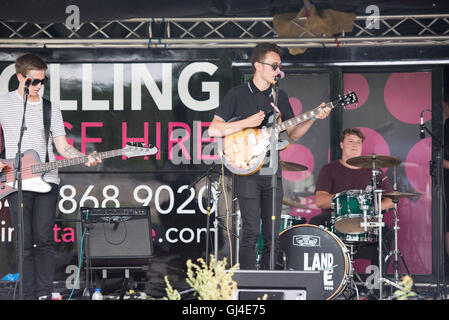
114, 63, 124, 110
82, 64, 109, 110
178, 62, 218, 112
131, 63, 172, 111
50, 64, 77, 111
0, 64, 16, 94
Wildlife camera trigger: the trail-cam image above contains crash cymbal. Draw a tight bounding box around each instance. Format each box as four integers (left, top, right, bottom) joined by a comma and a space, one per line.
346, 154, 402, 168
280, 161, 308, 171
382, 191, 421, 200
282, 198, 308, 209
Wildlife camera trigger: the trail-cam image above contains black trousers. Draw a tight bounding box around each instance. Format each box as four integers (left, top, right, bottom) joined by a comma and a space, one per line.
235, 175, 283, 270
8, 183, 59, 299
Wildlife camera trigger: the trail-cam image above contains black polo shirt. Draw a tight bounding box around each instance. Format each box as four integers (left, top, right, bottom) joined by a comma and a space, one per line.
214, 79, 295, 179
214, 79, 294, 125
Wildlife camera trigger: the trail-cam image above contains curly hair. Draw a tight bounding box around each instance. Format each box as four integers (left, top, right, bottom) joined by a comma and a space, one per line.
340, 128, 365, 142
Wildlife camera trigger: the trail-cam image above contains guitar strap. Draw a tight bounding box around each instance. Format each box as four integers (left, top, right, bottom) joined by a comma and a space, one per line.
42, 98, 52, 163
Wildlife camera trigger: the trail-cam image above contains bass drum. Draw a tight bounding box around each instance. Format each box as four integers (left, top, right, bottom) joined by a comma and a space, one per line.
279, 224, 352, 300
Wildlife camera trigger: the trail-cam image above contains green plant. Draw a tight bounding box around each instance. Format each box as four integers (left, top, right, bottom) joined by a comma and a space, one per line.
164, 255, 239, 300
392, 275, 417, 300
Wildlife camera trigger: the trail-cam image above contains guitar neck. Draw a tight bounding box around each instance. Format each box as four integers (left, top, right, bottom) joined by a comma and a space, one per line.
276, 101, 334, 132
32, 149, 122, 173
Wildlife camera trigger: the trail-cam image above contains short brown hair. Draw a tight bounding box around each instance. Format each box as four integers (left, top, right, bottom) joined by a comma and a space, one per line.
249, 42, 283, 68
15, 53, 47, 76
340, 128, 365, 142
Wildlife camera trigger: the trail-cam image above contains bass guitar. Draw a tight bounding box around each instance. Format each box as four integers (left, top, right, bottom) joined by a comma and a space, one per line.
0, 143, 158, 199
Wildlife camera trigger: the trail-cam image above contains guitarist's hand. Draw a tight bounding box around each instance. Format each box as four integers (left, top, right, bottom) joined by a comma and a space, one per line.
245, 110, 265, 128
315, 103, 331, 119
0, 161, 6, 172
85, 151, 102, 167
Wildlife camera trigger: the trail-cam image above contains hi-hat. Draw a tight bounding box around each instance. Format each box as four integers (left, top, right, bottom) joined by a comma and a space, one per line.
346, 154, 402, 168
382, 191, 421, 200
282, 198, 308, 209
280, 161, 308, 171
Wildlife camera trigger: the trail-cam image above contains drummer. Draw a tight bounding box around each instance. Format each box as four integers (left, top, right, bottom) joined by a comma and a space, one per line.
311, 128, 394, 226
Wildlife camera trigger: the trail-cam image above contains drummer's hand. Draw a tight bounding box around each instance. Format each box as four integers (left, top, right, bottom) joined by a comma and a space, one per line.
315, 103, 331, 120
0, 161, 6, 172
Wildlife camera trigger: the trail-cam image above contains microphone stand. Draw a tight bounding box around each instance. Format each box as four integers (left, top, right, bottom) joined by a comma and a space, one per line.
188, 164, 219, 265
12, 85, 30, 300
421, 121, 446, 299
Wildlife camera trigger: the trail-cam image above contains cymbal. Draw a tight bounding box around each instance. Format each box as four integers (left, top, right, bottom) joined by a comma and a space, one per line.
282, 198, 308, 209
280, 161, 308, 171
346, 155, 402, 168
382, 191, 421, 200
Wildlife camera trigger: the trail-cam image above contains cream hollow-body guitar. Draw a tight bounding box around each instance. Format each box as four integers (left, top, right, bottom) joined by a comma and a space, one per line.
217, 92, 358, 176
0, 143, 158, 200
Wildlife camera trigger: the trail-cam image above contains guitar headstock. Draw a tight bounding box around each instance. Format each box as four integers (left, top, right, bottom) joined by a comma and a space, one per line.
332, 91, 358, 110
122, 143, 158, 158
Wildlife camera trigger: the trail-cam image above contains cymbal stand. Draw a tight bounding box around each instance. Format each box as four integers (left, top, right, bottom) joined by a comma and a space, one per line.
384, 166, 412, 283
362, 155, 386, 299
374, 187, 386, 299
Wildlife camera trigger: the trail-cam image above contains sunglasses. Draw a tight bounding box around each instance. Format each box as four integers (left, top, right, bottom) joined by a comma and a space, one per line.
259, 61, 282, 71
23, 75, 48, 86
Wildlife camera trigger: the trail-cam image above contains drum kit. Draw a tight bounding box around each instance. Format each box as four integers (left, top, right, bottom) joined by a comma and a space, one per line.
277, 154, 420, 300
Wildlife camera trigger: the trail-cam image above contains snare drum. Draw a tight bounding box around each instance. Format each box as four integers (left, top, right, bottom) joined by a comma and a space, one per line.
328, 223, 378, 243
279, 224, 352, 300
332, 190, 373, 234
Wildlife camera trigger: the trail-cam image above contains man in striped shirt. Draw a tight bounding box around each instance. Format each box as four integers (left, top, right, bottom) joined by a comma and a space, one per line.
0, 53, 101, 300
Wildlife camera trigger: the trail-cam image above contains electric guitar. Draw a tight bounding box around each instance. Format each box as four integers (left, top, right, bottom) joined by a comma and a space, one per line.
0, 143, 158, 200
217, 92, 358, 176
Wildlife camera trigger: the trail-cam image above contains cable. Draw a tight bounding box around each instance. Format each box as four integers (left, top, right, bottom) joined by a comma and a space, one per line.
67, 210, 88, 300
221, 162, 233, 267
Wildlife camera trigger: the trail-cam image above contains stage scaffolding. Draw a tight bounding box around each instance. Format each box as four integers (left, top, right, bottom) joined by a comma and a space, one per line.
0, 14, 448, 48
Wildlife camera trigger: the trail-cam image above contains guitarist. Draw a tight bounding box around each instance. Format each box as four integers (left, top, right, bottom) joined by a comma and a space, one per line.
208, 43, 331, 270
0, 53, 101, 300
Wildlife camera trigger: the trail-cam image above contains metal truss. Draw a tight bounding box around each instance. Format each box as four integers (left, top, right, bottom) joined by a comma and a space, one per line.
0, 14, 448, 48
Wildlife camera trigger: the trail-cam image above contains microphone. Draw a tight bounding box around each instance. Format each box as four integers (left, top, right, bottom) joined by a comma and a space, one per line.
419, 110, 425, 139
24, 75, 33, 94
275, 70, 285, 81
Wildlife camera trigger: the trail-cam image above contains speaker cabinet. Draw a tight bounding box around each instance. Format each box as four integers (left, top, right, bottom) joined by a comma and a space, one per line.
230, 270, 324, 300
78, 207, 153, 267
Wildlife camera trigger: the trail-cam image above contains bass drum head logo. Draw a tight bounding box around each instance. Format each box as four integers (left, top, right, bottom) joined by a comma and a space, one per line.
292, 235, 320, 247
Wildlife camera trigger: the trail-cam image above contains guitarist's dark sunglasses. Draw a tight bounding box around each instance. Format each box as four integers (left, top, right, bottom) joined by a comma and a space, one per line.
259, 62, 282, 71
23, 75, 48, 86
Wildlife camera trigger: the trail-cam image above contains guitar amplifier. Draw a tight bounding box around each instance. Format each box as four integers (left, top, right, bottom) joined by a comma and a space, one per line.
229, 270, 324, 300
78, 207, 153, 268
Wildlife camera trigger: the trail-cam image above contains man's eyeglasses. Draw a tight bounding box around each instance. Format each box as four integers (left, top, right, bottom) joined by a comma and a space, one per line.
23, 76, 48, 86
259, 61, 282, 71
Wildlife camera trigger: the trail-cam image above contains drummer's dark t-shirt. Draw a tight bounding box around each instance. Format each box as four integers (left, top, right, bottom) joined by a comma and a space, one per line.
314, 160, 393, 222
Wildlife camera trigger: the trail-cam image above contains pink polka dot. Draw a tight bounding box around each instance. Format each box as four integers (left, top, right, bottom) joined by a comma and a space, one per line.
280, 144, 314, 182
384, 72, 432, 124
395, 197, 432, 274
288, 97, 302, 116
343, 74, 370, 109
353, 259, 372, 274
358, 127, 390, 157
404, 138, 432, 193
